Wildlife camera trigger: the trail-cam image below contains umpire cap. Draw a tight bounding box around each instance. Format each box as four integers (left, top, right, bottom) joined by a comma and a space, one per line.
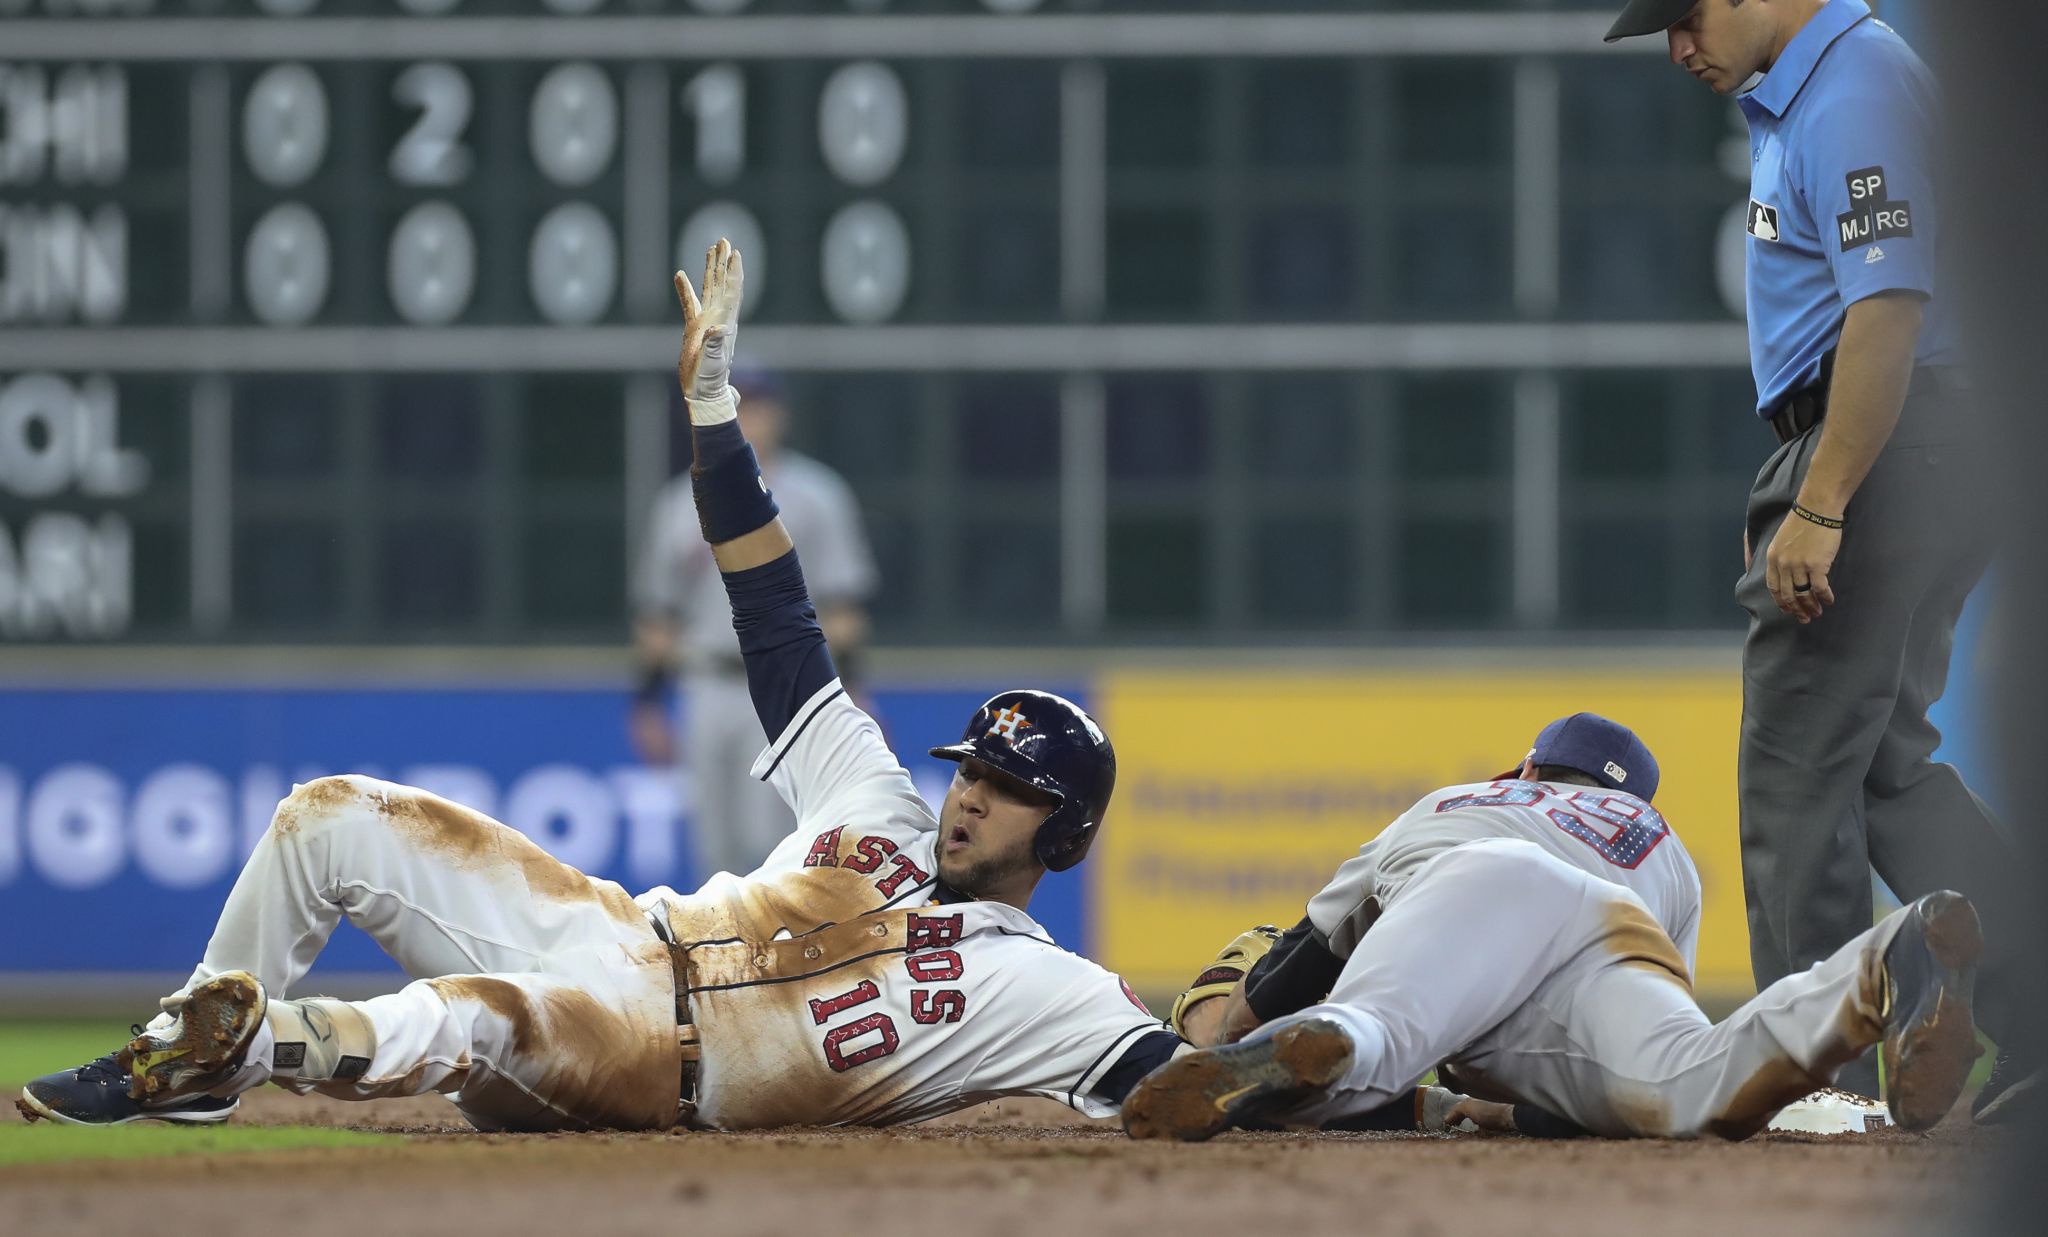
929, 690, 1116, 873
1523, 712, 1660, 801
1605, 0, 1698, 41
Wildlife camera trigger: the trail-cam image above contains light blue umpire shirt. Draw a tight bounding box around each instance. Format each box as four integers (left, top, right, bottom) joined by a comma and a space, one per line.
1738, 0, 1957, 416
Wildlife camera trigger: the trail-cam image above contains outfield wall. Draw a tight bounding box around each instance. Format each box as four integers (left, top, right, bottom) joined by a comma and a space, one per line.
0, 635, 1994, 1007
1093, 670, 1751, 992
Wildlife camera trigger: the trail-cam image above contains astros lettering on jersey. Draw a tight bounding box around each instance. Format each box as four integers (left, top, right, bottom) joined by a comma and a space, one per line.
638, 680, 1166, 1129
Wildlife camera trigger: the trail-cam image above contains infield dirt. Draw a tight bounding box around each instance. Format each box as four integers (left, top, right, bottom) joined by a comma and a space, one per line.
2, 1089, 1987, 1237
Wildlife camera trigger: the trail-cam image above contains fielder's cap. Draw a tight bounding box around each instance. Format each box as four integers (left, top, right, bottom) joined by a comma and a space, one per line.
1605, 0, 1699, 41
730, 368, 787, 404
1526, 712, 1660, 801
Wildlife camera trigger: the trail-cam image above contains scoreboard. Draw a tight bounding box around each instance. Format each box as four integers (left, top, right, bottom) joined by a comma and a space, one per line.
0, 3, 1757, 645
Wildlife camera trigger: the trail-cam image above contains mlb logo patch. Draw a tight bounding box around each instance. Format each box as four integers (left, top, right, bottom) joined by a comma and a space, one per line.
1603, 760, 1628, 784
1746, 200, 1781, 243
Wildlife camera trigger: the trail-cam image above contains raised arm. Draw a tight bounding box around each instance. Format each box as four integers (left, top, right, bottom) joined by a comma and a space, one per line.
672, 243, 926, 834
672, 240, 836, 738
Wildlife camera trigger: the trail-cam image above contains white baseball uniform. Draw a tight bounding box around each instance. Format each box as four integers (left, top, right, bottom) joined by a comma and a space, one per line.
164, 772, 686, 1132
639, 678, 1166, 1128
1259, 779, 1904, 1139
164, 682, 1165, 1132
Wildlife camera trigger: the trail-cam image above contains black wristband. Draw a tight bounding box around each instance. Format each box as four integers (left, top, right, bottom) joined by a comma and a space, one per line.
691, 420, 781, 544
633, 664, 672, 708
1791, 503, 1844, 530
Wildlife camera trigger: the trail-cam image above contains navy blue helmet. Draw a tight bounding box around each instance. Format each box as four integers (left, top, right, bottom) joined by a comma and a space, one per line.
928, 690, 1116, 873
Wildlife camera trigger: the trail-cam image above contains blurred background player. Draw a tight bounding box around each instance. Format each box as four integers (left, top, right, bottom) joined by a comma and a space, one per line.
630, 370, 878, 882
1607, 0, 2037, 1114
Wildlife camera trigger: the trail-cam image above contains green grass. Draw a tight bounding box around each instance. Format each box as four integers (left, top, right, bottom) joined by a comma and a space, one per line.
0, 1021, 136, 1088
2, 1022, 403, 1167
0, 1124, 396, 1167
1959, 1030, 1997, 1089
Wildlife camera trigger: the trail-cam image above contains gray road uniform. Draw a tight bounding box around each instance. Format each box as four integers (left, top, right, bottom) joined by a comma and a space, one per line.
635, 453, 877, 880
1242, 779, 1914, 1139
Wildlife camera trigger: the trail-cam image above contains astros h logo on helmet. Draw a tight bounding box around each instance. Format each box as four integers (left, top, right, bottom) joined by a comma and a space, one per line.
986, 707, 1033, 742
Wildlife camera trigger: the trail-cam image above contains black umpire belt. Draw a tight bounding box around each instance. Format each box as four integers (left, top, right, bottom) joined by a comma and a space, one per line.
1767, 364, 1966, 446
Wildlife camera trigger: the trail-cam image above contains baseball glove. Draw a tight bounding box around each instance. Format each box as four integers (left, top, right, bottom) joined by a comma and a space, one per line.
1169, 924, 1282, 1039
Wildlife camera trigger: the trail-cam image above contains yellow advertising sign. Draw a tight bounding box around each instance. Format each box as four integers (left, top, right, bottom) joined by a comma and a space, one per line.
1094, 670, 1753, 1000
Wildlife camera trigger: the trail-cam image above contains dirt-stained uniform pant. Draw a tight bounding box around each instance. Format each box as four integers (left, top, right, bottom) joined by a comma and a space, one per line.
166, 775, 681, 1132
1260, 840, 1897, 1139
1737, 385, 2030, 1096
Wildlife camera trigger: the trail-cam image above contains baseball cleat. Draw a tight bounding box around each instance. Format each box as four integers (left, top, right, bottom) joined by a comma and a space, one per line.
1767, 1087, 1892, 1135
1122, 1017, 1353, 1142
1971, 1050, 2040, 1126
16, 1036, 240, 1126
1879, 890, 1983, 1132
121, 971, 268, 1104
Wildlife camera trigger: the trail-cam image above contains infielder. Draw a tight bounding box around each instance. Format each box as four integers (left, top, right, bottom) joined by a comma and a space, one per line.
17, 241, 1181, 1132
631, 369, 879, 882
1124, 713, 1984, 1141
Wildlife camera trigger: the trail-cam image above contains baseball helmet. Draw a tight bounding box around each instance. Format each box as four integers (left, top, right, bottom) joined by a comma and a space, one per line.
928, 690, 1116, 873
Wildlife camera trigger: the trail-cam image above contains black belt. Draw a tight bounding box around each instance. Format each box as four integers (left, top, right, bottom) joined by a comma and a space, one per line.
648, 909, 701, 1108
1768, 388, 1825, 445
1766, 356, 1967, 446
678, 1011, 699, 1107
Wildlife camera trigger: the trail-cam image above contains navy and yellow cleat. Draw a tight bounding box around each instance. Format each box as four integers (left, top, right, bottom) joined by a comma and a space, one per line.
1122, 1017, 1353, 1142
16, 1038, 240, 1126
122, 970, 268, 1105
1880, 890, 1985, 1132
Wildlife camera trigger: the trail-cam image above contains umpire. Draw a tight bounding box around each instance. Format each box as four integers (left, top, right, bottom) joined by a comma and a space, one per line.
1607, 0, 2035, 1117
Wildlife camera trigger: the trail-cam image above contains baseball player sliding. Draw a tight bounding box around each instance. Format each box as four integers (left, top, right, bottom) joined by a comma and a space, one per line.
1126, 714, 1984, 1141
17, 241, 1182, 1132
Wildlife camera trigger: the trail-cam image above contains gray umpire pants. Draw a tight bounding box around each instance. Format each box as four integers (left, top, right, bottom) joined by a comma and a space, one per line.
680, 671, 795, 882
1737, 382, 2031, 1096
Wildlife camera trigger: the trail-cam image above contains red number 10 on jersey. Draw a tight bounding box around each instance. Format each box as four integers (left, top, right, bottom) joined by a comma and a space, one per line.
807, 912, 969, 1073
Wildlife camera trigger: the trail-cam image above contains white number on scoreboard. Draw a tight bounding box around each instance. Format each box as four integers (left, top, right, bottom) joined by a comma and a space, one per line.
242, 64, 328, 190
388, 201, 477, 326
389, 63, 476, 188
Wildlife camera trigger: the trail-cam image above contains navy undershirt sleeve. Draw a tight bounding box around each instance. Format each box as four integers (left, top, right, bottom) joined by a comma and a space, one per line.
720, 549, 840, 739
1089, 1030, 1183, 1105
685, 415, 836, 739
